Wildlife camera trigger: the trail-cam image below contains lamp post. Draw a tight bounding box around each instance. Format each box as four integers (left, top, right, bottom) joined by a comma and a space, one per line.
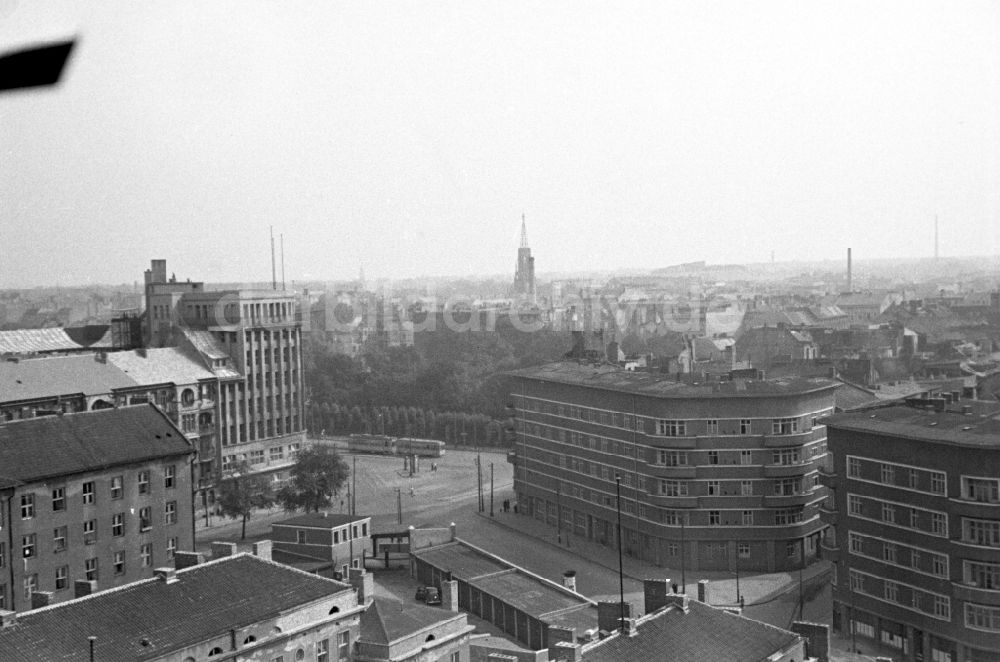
735, 543, 741, 605
615, 475, 625, 631
490, 461, 495, 517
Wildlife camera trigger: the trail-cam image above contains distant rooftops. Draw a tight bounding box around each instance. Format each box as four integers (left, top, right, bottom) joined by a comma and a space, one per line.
508, 361, 838, 399
826, 397, 1000, 447
0, 405, 193, 489
0, 554, 355, 662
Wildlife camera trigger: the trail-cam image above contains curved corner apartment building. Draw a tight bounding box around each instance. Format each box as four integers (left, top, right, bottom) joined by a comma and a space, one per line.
507, 361, 837, 573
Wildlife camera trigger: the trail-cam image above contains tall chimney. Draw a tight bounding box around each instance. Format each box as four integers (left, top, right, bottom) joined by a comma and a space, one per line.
847, 248, 852, 293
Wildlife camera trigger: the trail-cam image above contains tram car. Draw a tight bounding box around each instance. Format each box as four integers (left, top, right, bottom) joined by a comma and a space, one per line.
346, 434, 446, 457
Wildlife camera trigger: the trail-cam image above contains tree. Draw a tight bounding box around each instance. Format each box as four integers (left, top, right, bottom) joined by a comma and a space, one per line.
277, 445, 350, 513
217, 462, 275, 540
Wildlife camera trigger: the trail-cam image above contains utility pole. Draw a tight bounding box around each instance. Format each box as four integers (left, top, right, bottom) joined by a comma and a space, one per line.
615, 475, 625, 631
352, 455, 357, 516
681, 514, 687, 594
477, 439, 484, 513
735, 543, 741, 605
490, 462, 495, 517
396, 488, 402, 525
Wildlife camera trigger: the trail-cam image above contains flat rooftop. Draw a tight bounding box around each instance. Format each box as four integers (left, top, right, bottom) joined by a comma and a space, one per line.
509, 361, 838, 399
826, 400, 1000, 447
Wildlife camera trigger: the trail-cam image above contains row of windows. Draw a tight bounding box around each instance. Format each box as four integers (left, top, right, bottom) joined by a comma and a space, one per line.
657, 477, 819, 498
847, 494, 948, 536
16, 504, 179, 559
849, 569, 951, 621
221, 415, 302, 448
223, 443, 300, 471
19, 469, 175, 519
847, 532, 949, 578
962, 518, 1000, 547
846, 456, 946, 495
518, 396, 828, 437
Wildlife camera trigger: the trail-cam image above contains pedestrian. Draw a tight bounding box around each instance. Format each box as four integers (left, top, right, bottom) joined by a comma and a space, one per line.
409, 487, 415, 497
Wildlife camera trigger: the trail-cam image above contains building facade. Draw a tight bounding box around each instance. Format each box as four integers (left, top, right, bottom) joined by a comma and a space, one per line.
823, 397, 1000, 662
0, 406, 194, 611
508, 362, 838, 572
272, 513, 372, 578
143, 259, 307, 485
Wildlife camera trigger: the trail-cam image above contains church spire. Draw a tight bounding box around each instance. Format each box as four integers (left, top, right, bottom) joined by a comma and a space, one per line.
520, 213, 529, 248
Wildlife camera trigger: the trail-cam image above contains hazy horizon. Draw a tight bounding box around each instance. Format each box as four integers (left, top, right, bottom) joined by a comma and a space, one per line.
2, 1, 998, 288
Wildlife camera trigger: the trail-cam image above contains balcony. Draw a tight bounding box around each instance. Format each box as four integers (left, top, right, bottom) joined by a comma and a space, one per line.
764, 492, 815, 508
817, 466, 837, 488
819, 500, 837, 525
948, 498, 1000, 519
646, 435, 697, 449
763, 462, 812, 478
762, 428, 824, 448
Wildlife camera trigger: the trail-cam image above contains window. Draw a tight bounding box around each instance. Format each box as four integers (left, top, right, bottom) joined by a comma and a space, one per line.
932, 555, 947, 577
707, 481, 720, 496
113, 550, 125, 575
966, 604, 1000, 632
317, 639, 329, 662
772, 449, 800, 465
658, 450, 688, 466
883, 543, 897, 563
165, 465, 176, 489
53, 526, 67, 552
662, 510, 681, 526
656, 420, 687, 436
849, 532, 863, 553
965, 561, 1000, 589
963, 477, 1000, 503
884, 580, 899, 603
22, 534, 36, 558
706, 419, 718, 435
55, 565, 68, 590
338, 631, 350, 659
775, 508, 803, 525
930, 472, 946, 495
84, 519, 97, 545
167, 537, 177, 559
82, 481, 95, 505
709, 511, 720, 525
881, 503, 895, 524
112, 513, 124, 537
742, 510, 753, 525
269, 446, 284, 461
51, 487, 65, 512
23, 574, 37, 600
963, 518, 1000, 547
450, 653, 460, 662
739, 419, 751, 435
708, 451, 719, 465
20, 494, 34, 519
85, 557, 98, 581
659, 480, 688, 497
740, 450, 752, 465
737, 542, 750, 558
141, 543, 152, 568
931, 513, 947, 536
880, 464, 895, 484
850, 570, 863, 591
110, 476, 123, 499
296, 530, 307, 544
741, 480, 753, 496
774, 478, 801, 496
165, 501, 177, 525
786, 541, 799, 558
138, 471, 150, 494
933, 596, 950, 619
909, 468, 919, 489
250, 450, 265, 465
772, 418, 799, 435
847, 457, 861, 478
849, 495, 863, 516
140, 506, 152, 531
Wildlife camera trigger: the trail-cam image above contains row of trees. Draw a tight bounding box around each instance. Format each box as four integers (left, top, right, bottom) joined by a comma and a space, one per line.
217, 445, 350, 539
307, 401, 510, 446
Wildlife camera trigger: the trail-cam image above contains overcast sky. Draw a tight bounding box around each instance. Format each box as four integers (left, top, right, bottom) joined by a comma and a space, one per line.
1, 1, 998, 287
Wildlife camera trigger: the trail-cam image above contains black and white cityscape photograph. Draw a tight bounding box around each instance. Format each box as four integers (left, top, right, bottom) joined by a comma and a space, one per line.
1, 2, 999, 660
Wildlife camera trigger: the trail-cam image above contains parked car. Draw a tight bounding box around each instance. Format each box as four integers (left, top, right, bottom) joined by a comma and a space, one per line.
415, 586, 429, 601
425, 587, 441, 606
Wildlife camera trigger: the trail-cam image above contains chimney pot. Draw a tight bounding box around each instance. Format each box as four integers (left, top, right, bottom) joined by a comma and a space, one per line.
0, 610, 17, 628
154, 567, 178, 584
30, 591, 53, 609
74, 579, 98, 597
252, 540, 273, 561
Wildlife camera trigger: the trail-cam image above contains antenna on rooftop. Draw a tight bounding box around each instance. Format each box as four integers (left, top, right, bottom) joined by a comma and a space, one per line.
280, 233, 286, 291
270, 226, 277, 290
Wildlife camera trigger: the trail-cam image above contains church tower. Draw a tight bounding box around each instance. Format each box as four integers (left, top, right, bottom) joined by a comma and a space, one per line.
513, 215, 536, 303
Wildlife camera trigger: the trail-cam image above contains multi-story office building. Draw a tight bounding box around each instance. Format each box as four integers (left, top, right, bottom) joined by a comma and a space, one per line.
507, 362, 837, 572
143, 259, 307, 484
823, 396, 1000, 662
0, 406, 194, 611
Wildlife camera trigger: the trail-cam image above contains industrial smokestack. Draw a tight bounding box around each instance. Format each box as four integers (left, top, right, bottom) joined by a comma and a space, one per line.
847, 247, 852, 293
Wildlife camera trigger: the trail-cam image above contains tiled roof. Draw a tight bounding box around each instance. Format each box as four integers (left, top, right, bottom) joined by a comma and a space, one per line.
182, 328, 230, 361
0, 354, 138, 404
0, 405, 193, 488
509, 362, 838, 398
0, 328, 89, 354
583, 600, 800, 662
274, 513, 370, 529
107, 347, 217, 385
359, 597, 461, 644
0, 554, 354, 662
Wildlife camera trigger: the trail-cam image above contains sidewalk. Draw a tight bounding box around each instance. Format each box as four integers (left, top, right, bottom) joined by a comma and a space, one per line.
478, 509, 831, 608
